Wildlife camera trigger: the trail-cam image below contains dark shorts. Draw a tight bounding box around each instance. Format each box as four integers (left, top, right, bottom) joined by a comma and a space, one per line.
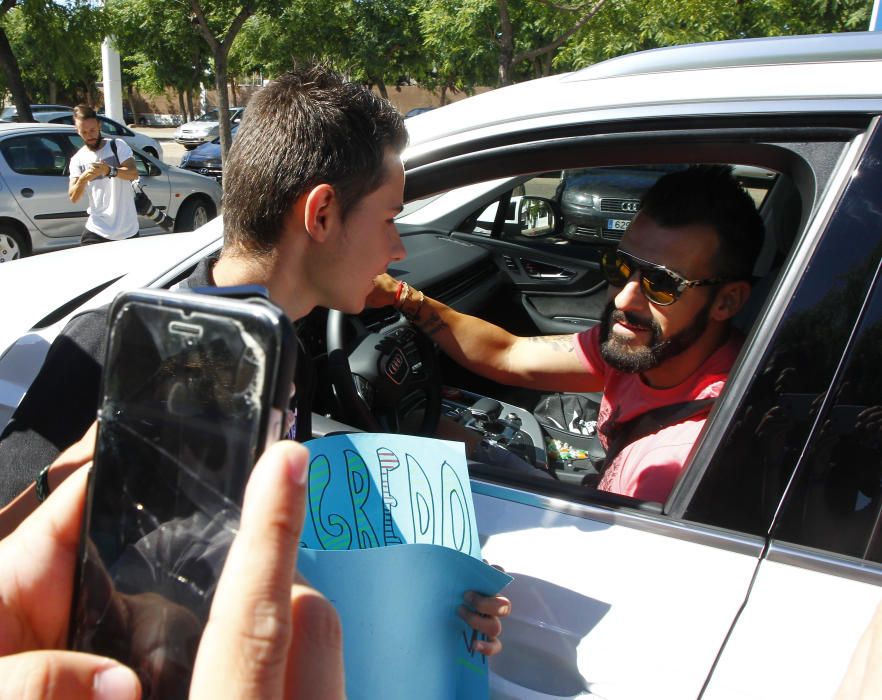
80, 229, 139, 246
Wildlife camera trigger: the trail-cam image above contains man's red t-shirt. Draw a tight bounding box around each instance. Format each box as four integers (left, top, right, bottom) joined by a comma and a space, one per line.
573, 326, 742, 503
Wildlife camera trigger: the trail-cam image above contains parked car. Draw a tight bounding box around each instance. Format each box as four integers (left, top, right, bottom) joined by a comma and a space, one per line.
179, 125, 239, 181
32, 111, 164, 161
405, 106, 436, 118
0, 122, 220, 261
98, 106, 144, 126
173, 107, 244, 149
3, 32, 882, 699
0, 104, 73, 121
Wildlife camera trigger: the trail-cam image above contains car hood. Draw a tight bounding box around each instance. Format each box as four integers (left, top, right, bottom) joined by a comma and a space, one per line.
186, 140, 223, 164
0, 220, 223, 355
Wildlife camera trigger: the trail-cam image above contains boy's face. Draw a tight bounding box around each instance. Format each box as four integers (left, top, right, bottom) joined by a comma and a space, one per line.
312, 150, 406, 314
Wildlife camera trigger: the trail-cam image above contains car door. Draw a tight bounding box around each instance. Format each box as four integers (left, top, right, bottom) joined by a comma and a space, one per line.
400, 113, 875, 699
695, 124, 882, 699
0, 132, 86, 239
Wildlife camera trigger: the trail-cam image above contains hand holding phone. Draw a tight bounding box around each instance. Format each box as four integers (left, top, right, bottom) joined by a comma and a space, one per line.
67, 288, 297, 699
0, 441, 344, 700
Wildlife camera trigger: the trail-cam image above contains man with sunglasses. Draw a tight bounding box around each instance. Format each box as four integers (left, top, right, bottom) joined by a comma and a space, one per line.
369, 165, 764, 502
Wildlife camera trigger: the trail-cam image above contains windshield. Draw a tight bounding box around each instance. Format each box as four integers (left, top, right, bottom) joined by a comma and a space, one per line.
195, 110, 220, 122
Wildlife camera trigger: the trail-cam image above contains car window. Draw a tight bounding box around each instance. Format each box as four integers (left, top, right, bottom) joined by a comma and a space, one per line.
0, 135, 68, 176
131, 151, 152, 177
99, 117, 126, 137
771, 263, 882, 563
50, 115, 74, 126
196, 110, 220, 122
685, 133, 882, 538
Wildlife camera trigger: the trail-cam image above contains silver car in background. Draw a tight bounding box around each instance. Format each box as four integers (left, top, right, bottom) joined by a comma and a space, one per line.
0, 123, 221, 261
33, 111, 164, 161
173, 107, 244, 149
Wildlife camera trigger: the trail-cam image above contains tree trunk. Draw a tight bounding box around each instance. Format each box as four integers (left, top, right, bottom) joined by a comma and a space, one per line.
440, 85, 448, 106
496, 0, 514, 86
0, 26, 31, 121
179, 89, 187, 122
215, 52, 233, 159
230, 75, 238, 106
48, 80, 57, 104
126, 84, 139, 125
375, 77, 388, 99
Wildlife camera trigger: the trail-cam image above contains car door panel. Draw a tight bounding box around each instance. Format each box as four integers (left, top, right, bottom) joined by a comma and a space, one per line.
472, 485, 762, 700
702, 553, 881, 699
452, 231, 607, 333
0, 134, 86, 239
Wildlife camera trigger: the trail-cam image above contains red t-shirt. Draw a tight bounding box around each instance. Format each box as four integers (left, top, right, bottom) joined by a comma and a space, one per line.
573, 326, 742, 503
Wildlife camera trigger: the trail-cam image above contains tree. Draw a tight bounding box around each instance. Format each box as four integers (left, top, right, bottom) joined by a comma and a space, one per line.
107, 0, 211, 123
188, 0, 258, 159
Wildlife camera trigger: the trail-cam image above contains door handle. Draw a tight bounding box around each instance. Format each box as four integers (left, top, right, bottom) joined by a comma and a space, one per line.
20, 188, 34, 198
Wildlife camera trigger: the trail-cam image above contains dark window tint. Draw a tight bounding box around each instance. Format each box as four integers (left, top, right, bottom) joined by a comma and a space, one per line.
686, 123, 882, 536
0, 135, 67, 175
773, 255, 882, 562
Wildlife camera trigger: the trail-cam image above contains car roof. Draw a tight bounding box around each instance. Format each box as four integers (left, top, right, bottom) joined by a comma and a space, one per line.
403, 32, 882, 161
0, 122, 78, 135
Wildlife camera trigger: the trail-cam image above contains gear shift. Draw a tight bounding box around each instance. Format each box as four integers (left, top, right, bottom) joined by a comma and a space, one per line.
468, 397, 503, 429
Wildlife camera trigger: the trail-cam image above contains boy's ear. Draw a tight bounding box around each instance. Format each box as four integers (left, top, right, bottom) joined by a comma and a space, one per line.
303, 184, 337, 242
711, 280, 751, 321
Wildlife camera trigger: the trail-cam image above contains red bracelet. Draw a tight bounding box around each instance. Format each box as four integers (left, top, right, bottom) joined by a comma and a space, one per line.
394, 280, 405, 305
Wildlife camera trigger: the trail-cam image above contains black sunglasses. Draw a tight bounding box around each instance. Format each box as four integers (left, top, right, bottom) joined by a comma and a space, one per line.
601, 249, 727, 306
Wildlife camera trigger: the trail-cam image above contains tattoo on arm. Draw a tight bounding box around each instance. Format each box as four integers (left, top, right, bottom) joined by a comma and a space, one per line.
528, 335, 575, 353
415, 310, 447, 338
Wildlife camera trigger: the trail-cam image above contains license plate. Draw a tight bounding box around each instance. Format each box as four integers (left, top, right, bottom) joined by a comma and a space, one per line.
607, 218, 630, 231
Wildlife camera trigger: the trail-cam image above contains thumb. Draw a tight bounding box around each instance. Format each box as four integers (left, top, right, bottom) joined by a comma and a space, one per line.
0, 651, 139, 700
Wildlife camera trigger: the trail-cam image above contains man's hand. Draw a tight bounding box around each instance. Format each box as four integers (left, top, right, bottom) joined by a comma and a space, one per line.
84, 162, 109, 180
0, 438, 345, 700
365, 272, 401, 308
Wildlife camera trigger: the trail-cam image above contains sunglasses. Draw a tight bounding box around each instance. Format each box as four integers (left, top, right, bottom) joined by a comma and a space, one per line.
601, 250, 727, 306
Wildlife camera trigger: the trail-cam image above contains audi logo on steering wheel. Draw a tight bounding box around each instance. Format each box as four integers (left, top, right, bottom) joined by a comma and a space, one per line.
384, 348, 410, 384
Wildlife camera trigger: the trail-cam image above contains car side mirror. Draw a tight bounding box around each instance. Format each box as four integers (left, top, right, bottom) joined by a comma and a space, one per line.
514, 196, 559, 238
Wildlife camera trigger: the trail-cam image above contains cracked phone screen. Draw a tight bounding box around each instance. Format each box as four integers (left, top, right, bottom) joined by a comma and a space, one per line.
69, 297, 276, 700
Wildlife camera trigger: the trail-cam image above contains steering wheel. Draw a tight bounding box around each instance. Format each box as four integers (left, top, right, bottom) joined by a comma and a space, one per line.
326, 309, 442, 436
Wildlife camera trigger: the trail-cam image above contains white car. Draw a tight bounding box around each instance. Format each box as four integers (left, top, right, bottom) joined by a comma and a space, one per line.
0, 122, 220, 260
31, 111, 164, 161
173, 107, 244, 149
3, 32, 882, 699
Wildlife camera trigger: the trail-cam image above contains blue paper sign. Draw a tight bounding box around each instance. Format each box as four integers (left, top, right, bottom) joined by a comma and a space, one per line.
303, 433, 482, 559
300, 433, 512, 699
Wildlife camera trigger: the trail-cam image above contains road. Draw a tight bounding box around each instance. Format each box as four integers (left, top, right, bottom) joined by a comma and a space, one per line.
133, 127, 186, 166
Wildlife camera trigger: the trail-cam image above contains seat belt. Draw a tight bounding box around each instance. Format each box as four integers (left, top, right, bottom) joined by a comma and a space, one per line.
582, 397, 716, 486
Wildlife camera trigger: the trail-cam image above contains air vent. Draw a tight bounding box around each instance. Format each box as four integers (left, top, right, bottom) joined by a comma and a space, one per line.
425, 259, 498, 305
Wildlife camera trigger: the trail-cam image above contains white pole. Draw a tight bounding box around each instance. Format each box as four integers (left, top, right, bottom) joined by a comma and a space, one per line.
871, 0, 881, 30
101, 36, 124, 123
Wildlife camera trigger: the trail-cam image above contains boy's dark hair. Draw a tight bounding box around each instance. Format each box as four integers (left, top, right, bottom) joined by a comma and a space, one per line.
640, 165, 765, 281
223, 65, 408, 255
73, 104, 98, 121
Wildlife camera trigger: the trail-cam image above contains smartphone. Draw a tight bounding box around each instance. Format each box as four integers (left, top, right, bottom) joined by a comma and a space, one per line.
68, 288, 297, 700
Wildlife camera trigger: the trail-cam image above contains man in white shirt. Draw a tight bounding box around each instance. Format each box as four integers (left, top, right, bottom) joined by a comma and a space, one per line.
68, 104, 140, 245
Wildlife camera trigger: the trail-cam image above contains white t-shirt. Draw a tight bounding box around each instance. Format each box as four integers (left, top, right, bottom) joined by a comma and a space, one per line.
69, 138, 139, 240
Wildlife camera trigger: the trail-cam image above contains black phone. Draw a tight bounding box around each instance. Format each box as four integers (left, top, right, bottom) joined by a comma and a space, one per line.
67, 288, 297, 700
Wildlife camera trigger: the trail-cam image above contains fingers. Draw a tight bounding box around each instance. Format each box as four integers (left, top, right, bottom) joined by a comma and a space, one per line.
53, 422, 98, 472
458, 591, 511, 657
284, 584, 345, 699
0, 651, 139, 700
191, 441, 315, 698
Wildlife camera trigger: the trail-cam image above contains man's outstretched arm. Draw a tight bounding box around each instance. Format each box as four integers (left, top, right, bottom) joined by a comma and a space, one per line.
367, 274, 602, 393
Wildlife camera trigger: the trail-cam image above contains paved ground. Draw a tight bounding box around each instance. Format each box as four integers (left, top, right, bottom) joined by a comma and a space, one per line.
133, 126, 186, 166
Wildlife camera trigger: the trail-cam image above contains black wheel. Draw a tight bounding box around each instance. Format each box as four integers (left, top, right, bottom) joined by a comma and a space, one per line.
184, 144, 198, 150
326, 310, 442, 436
138, 117, 147, 126
0, 224, 28, 262
175, 197, 216, 232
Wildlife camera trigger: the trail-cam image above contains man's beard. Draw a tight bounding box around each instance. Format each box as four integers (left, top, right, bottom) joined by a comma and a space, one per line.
598, 298, 712, 374
85, 137, 103, 151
